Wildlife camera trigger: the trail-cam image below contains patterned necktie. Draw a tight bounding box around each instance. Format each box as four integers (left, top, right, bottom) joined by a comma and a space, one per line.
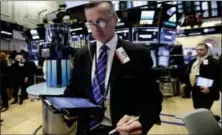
90, 45, 108, 130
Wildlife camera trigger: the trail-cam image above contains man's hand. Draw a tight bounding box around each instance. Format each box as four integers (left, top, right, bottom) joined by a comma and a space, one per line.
116, 115, 142, 135
200, 87, 210, 94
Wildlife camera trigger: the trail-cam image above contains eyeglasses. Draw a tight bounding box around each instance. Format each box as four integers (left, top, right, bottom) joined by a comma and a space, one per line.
85, 19, 108, 29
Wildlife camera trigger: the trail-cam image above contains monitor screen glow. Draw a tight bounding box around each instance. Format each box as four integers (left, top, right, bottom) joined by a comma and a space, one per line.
140, 11, 155, 25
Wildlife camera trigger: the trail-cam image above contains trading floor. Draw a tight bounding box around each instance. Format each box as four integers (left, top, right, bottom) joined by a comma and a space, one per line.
1, 96, 221, 134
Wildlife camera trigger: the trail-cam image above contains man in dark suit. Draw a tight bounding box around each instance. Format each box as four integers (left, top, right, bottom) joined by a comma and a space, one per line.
64, 1, 162, 135
187, 43, 220, 110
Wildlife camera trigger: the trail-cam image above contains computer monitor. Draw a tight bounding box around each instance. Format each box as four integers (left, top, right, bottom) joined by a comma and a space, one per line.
71, 34, 85, 48
132, 27, 159, 44
140, 10, 155, 25
158, 46, 170, 67
30, 29, 40, 40
160, 28, 176, 44
116, 28, 130, 41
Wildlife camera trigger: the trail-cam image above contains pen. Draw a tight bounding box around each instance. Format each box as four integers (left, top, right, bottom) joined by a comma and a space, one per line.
108, 116, 140, 135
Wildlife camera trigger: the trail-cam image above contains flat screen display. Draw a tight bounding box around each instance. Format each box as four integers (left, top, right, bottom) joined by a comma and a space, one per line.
132, 27, 159, 43
211, 1, 217, 9
140, 11, 155, 25
160, 28, 176, 44
30, 29, 40, 40
158, 46, 170, 67
167, 7, 176, 16
71, 34, 85, 48
116, 28, 130, 41
202, 2, 209, 10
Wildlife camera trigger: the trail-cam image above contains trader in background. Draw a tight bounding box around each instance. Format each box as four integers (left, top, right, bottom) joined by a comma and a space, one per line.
64, 1, 162, 135
187, 43, 220, 121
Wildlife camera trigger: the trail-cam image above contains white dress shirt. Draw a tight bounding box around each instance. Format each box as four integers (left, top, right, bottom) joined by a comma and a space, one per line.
91, 34, 118, 126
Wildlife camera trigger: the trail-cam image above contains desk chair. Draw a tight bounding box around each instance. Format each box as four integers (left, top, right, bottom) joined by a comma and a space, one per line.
181, 108, 222, 135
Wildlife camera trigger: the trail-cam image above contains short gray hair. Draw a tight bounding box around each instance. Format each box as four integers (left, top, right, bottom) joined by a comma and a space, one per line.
84, 1, 115, 15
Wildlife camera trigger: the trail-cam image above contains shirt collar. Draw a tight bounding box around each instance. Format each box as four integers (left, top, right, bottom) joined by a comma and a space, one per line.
198, 54, 209, 61
96, 33, 118, 52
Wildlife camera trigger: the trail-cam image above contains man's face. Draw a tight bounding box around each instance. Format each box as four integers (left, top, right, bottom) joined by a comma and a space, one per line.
15, 55, 24, 62
196, 45, 208, 57
85, 3, 118, 43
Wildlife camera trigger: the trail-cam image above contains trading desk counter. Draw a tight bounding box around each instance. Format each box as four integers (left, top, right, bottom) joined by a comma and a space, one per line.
26, 83, 77, 135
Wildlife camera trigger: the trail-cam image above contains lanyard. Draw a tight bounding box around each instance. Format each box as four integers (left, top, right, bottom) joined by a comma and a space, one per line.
94, 49, 110, 101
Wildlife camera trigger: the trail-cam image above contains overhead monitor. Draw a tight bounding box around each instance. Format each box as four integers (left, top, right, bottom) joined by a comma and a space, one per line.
132, 27, 159, 44
211, 1, 217, 9
30, 29, 40, 40
201, 1, 209, 10
167, 7, 176, 16
160, 28, 176, 44
116, 28, 130, 41
140, 10, 155, 25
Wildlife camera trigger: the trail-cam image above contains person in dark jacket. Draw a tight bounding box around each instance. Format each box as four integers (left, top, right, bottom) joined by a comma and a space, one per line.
187, 43, 220, 121
0, 52, 9, 112
64, 2, 162, 135
10, 53, 30, 104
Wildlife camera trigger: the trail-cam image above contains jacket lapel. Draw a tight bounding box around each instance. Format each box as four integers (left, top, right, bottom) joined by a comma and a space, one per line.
85, 43, 96, 101
109, 39, 123, 83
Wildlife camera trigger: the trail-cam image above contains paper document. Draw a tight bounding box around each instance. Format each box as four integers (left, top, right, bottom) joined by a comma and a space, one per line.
196, 77, 214, 88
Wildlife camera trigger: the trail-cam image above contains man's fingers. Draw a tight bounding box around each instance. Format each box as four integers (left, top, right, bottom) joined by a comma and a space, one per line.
116, 121, 142, 133
117, 115, 130, 126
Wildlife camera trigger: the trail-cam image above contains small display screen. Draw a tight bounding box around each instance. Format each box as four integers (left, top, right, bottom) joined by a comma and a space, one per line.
158, 46, 170, 67
71, 34, 85, 48
132, 27, 159, 43
116, 28, 130, 41
160, 28, 176, 44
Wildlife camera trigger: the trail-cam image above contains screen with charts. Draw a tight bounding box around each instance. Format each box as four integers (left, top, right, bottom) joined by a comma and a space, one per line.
140, 11, 155, 25
160, 28, 176, 44
116, 28, 130, 41
158, 46, 170, 67
132, 27, 159, 43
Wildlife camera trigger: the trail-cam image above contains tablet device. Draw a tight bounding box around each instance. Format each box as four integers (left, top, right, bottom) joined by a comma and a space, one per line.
45, 97, 98, 109
196, 77, 214, 88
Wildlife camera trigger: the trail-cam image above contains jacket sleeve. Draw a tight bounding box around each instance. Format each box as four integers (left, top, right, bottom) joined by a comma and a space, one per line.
137, 48, 163, 134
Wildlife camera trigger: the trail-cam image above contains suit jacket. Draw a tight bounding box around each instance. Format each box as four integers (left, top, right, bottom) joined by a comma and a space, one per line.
187, 56, 220, 100
64, 39, 163, 134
